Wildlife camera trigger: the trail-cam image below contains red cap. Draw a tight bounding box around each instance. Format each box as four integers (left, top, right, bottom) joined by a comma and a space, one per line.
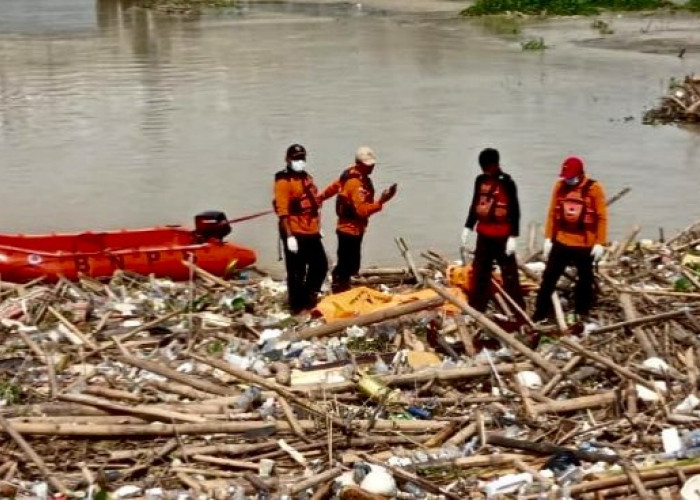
560, 156, 584, 179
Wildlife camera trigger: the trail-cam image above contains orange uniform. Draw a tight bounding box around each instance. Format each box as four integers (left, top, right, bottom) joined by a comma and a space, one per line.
273, 170, 321, 236
544, 175, 607, 248
320, 166, 383, 237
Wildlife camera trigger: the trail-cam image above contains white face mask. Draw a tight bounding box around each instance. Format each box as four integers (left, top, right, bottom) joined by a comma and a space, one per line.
290, 160, 306, 172
565, 176, 579, 186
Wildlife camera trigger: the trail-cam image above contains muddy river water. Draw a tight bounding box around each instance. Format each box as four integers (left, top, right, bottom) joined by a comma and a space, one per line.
1, 0, 699, 268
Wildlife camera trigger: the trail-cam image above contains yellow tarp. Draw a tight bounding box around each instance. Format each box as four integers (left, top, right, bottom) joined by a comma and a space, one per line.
315, 286, 467, 322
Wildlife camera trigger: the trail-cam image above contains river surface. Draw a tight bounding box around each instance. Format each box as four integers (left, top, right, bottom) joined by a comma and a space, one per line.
1, 0, 699, 269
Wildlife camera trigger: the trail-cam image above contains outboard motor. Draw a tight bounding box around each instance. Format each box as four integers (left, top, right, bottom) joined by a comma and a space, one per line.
194, 211, 231, 242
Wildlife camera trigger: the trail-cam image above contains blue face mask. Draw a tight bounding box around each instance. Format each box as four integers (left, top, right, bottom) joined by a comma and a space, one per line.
565, 177, 579, 186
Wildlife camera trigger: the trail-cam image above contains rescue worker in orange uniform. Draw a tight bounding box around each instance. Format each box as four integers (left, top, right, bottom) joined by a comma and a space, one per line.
273, 144, 328, 314
320, 146, 397, 293
532, 156, 607, 322
461, 148, 524, 312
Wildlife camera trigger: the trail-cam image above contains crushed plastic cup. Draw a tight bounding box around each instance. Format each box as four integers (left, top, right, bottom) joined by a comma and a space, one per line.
675, 394, 700, 414
642, 357, 670, 375
259, 458, 275, 478
516, 370, 543, 390
483, 473, 533, 498
636, 381, 667, 402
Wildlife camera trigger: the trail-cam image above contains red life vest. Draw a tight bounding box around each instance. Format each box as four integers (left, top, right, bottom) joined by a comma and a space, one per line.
475, 178, 509, 224
555, 179, 597, 233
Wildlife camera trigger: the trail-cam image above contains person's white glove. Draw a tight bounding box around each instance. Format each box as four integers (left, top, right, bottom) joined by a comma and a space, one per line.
591, 243, 605, 262
505, 236, 517, 256
543, 238, 553, 260
461, 228, 471, 246
286, 236, 298, 254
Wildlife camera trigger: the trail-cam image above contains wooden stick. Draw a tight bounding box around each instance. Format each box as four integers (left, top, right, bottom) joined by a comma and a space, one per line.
551, 292, 568, 332
486, 434, 620, 464
540, 355, 581, 396
282, 296, 444, 341
0, 414, 69, 494
446, 422, 477, 447
423, 421, 459, 448
1, 419, 447, 437
359, 452, 462, 500
568, 462, 700, 495
291, 362, 533, 394
279, 397, 307, 441
182, 260, 233, 289
618, 292, 657, 358
191, 454, 259, 470
287, 466, 345, 496
558, 338, 658, 392
491, 278, 536, 328
589, 307, 700, 335
116, 353, 236, 396
454, 314, 476, 357
395, 237, 421, 281
48, 305, 97, 349
621, 461, 649, 498
426, 279, 559, 376
532, 391, 618, 414
58, 393, 207, 423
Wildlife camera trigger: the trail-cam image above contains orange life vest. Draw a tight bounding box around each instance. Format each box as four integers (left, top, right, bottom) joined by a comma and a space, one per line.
555, 179, 597, 234
335, 168, 375, 221
475, 178, 509, 224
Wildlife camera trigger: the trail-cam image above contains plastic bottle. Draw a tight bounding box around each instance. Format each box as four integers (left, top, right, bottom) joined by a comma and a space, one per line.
402, 482, 427, 498
233, 386, 262, 411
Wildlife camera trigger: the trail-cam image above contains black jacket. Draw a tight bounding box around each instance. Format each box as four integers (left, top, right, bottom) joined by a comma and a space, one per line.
464, 172, 520, 237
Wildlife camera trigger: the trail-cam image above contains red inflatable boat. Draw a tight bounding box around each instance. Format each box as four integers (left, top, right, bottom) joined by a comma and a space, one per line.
0, 211, 257, 283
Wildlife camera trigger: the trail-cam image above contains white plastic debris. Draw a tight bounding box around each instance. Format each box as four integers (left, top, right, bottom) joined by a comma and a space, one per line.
524, 262, 546, 274
483, 473, 533, 498
642, 357, 670, 375
516, 371, 543, 390
359, 465, 397, 497
199, 312, 232, 328
636, 381, 667, 402
346, 325, 367, 338
662, 427, 683, 454
122, 319, 143, 328
114, 485, 143, 499
259, 328, 283, 344
675, 394, 700, 414
681, 475, 700, 500
31, 481, 48, 500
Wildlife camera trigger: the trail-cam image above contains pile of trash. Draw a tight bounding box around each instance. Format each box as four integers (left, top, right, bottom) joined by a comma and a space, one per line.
644, 74, 700, 125
2, 219, 700, 500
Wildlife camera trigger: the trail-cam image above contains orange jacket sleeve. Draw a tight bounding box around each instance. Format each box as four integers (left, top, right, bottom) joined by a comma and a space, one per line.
274, 178, 290, 218
591, 182, 608, 245
347, 178, 382, 218
318, 179, 341, 203
544, 182, 560, 240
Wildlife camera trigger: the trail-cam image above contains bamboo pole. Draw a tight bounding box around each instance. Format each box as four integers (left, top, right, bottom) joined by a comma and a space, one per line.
291, 362, 533, 394
532, 391, 618, 414
540, 355, 581, 396
558, 338, 659, 392
0, 419, 447, 437
0, 414, 69, 494
589, 307, 700, 335
287, 466, 345, 496
58, 393, 207, 423
282, 296, 444, 342
426, 279, 559, 376
486, 434, 620, 464
116, 353, 236, 397
618, 292, 657, 358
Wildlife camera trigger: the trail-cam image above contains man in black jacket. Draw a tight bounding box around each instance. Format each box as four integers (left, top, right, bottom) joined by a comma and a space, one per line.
461, 148, 524, 312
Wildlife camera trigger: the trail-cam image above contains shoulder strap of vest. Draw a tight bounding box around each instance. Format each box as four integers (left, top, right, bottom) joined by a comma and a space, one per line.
274, 169, 290, 181
581, 178, 595, 196
339, 168, 362, 186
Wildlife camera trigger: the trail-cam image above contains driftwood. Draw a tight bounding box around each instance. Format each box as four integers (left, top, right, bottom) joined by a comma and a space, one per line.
426, 279, 558, 376
282, 296, 444, 341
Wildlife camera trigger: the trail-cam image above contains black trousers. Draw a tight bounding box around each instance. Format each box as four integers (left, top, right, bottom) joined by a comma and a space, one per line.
331, 231, 364, 294
533, 241, 595, 321
282, 234, 328, 313
470, 234, 525, 313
